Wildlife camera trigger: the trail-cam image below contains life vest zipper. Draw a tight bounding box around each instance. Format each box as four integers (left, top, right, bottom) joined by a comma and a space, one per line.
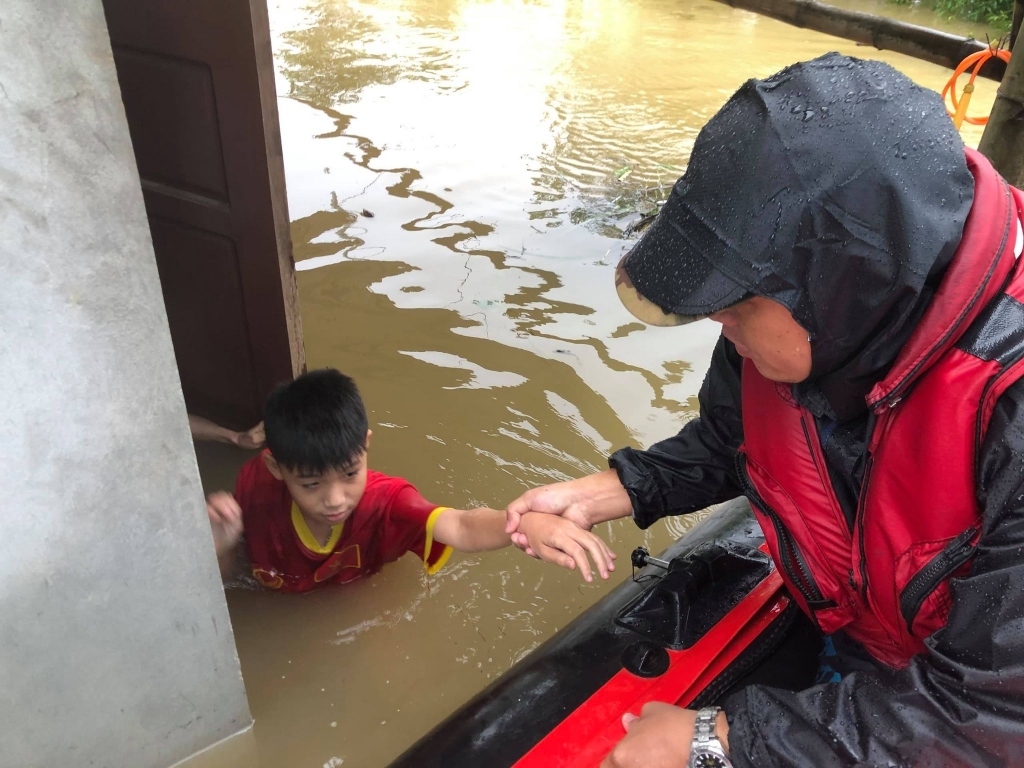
855, 405, 893, 603
800, 414, 854, 539
855, 455, 874, 601
899, 527, 978, 635
736, 453, 835, 612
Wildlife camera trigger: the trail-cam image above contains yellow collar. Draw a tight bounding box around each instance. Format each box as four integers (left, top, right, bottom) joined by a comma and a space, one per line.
291, 503, 343, 555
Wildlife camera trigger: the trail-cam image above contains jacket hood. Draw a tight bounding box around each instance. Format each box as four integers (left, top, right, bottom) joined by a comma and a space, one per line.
620, 53, 976, 421
735, 54, 974, 421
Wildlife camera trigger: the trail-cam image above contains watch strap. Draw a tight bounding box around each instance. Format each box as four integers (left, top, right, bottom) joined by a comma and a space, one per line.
694, 706, 720, 744
689, 707, 733, 768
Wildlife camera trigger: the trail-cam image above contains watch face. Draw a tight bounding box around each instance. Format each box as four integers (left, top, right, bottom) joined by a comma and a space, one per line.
692, 752, 728, 768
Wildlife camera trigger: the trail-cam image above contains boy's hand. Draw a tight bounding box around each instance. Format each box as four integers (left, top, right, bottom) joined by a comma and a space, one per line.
517, 513, 616, 582
206, 492, 244, 556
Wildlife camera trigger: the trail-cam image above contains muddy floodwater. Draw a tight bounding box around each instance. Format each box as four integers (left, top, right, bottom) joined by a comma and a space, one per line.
184, 1, 997, 765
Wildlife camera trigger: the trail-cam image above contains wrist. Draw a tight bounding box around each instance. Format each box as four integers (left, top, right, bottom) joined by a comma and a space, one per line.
689, 707, 731, 768
579, 469, 632, 526
213, 531, 241, 557
715, 710, 730, 755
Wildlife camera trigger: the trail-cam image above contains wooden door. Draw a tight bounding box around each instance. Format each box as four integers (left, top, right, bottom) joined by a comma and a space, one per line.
102, 0, 304, 428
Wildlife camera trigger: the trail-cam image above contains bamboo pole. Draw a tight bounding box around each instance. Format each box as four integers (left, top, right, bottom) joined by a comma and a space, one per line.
1011, 0, 1023, 52
979, 7, 1024, 188
710, 0, 1007, 81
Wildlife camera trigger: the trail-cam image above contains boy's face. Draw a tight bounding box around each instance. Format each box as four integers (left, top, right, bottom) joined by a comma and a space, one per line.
264, 431, 372, 529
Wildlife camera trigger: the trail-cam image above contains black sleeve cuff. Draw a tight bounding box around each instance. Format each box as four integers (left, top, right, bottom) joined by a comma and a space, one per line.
609, 446, 666, 530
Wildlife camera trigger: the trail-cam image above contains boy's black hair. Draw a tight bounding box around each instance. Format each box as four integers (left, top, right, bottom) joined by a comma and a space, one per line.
264, 368, 368, 475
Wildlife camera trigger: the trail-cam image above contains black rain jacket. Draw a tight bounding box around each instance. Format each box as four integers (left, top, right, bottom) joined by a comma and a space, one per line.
612, 339, 1024, 767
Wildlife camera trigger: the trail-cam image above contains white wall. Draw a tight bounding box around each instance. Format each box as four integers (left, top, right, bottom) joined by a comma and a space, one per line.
0, 0, 252, 765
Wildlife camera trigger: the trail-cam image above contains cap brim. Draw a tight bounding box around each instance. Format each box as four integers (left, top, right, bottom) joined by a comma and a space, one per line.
614, 190, 751, 325
614, 259, 704, 326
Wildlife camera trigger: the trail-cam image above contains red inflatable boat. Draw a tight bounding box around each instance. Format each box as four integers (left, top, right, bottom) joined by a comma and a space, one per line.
389, 498, 821, 768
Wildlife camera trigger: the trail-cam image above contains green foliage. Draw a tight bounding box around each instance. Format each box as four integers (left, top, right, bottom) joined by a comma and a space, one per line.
934, 0, 1014, 29
887, 0, 1015, 31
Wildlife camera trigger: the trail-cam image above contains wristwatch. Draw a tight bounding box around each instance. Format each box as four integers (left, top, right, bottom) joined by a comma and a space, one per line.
688, 707, 733, 768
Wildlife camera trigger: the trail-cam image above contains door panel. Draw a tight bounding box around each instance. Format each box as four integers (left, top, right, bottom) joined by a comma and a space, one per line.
114, 51, 229, 200
103, 0, 304, 428
148, 218, 258, 414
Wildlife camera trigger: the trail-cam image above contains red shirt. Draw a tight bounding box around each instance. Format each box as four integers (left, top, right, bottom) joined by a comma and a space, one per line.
234, 455, 452, 593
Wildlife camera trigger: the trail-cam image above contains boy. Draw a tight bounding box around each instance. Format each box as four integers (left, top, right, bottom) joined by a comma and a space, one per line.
206, 368, 615, 593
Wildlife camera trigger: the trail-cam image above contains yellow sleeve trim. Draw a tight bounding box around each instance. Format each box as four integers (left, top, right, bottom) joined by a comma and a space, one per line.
423, 506, 454, 575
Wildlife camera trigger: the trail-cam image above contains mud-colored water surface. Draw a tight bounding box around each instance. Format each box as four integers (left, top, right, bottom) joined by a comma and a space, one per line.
185, 1, 997, 765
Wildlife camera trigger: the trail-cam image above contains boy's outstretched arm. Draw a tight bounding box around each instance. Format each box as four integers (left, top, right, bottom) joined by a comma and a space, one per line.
430, 507, 616, 582
430, 507, 515, 554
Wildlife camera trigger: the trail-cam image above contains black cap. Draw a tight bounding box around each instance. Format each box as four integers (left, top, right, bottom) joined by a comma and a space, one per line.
616, 52, 969, 328
615, 196, 753, 326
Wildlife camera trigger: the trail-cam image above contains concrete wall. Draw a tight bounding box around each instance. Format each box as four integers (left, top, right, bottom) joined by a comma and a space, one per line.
0, 1, 252, 766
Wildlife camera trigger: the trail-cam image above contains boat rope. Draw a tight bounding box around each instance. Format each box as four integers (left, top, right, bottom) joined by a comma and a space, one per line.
943, 41, 1012, 130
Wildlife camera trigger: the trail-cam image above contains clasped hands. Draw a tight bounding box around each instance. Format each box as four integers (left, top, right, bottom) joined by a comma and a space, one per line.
505, 468, 631, 572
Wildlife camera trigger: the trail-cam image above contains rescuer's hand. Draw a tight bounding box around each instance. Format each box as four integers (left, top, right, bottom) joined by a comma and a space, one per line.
233, 421, 266, 450
600, 703, 730, 768
517, 512, 616, 581
189, 415, 265, 449
505, 470, 632, 556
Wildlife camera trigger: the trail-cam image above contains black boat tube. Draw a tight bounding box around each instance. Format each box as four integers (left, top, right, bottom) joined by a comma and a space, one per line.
388, 499, 805, 768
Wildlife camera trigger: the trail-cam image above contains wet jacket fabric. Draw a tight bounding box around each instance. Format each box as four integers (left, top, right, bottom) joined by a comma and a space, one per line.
738, 153, 1024, 670
609, 153, 1024, 764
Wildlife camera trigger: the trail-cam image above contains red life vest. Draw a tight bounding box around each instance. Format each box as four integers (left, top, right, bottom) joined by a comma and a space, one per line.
738, 149, 1024, 668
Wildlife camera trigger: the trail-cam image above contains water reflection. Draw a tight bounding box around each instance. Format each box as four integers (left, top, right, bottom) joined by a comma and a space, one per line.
273, 0, 994, 447
192, 1, 1002, 765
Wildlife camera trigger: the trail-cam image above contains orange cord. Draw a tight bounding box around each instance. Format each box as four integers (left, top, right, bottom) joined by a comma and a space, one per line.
942, 44, 1011, 128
